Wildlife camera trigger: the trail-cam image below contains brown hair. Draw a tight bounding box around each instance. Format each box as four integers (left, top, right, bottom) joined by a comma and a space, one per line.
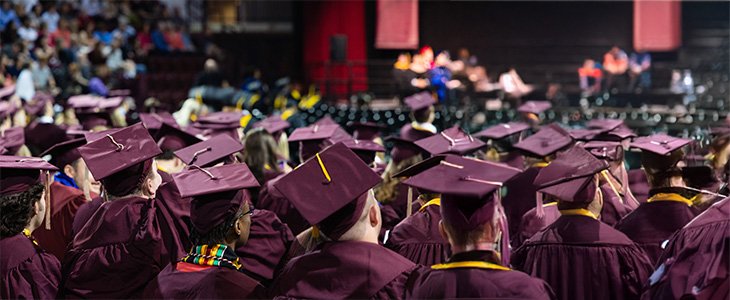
242, 128, 282, 185
374, 155, 423, 204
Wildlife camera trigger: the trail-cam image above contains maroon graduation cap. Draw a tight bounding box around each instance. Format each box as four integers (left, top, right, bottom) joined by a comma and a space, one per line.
474, 122, 530, 140
582, 140, 623, 161
155, 122, 203, 153
251, 115, 290, 136
415, 126, 486, 156
273, 142, 382, 240
513, 123, 573, 157
174, 134, 243, 167
348, 121, 385, 141
534, 145, 608, 204
517, 101, 551, 115
0, 155, 59, 229
404, 92, 436, 112
0, 127, 25, 154
341, 139, 385, 165
139, 112, 177, 132
630, 134, 691, 156
173, 163, 259, 234
40, 138, 86, 169
586, 119, 624, 132
385, 136, 424, 164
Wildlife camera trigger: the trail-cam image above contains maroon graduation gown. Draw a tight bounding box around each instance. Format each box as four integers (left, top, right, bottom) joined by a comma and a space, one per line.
615, 194, 699, 264
628, 169, 650, 203
257, 175, 309, 235
512, 215, 653, 300
599, 183, 635, 226
155, 170, 193, 253
60, 196, 186, 298
385, 182, 421, 220
399, 123, 435, 142
385, 201, 450, 266
0, 234, 61, 299
407, 250, 555, 299
513, 203, 560, 249
501, 151, 526, 171
642, 197, 730, 300
32, 181, 89, 261
235, 208, 294, 286
271, 240, 418, 299
70, 197, 103, 236
503, 165, 543, 247
143, 262, 264, 299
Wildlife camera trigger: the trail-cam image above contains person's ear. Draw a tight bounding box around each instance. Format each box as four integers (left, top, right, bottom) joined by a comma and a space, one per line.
369, 204, 379, 227
235, 218, 242, 236
143, 176, 155, 197
63, 164, 75, 178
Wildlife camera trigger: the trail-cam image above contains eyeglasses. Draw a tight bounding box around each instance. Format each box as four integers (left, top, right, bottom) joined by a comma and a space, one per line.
241, 206, 255, 217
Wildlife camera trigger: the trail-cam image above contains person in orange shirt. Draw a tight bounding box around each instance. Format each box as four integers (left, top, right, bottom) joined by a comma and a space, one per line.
603, 46, 628, 93
578, 59, 602, 96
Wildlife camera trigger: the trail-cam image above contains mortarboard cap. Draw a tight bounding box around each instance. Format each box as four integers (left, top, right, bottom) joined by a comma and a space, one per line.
273, 142, 382, 240
24, 95, 51, 117
342, 139, 385, 165
40, 138, 86, 169
385, 136, 424, 164
392, 154, 447, 178
0, 156, 58, 195
513, 123, 573, 158
582, 140, 623, 161
83, 128, 123, 143
474, 122, 530, 140
403, 156, 521, 230
630, 134, 691, 156
348, 122, 385, 141
174, 134, 243, 167
139, 112, 177, 132
289, 124, 341, 142
534, 146, 608, 203
568, 128, 602, 141
517, 101, 551, 115
0, 85, 15, 100
586, 119, 623, 132
251, 115, 290, 135
78, 123, 162, 182
314, 115, 338, 126
415, 126, 486, 156
23, 122, 68, 156
155, 122, 203, 153
592, 125, 636, 141
0, 101, 18, 120
404, 92, 436, 112
195, 112, 247, 130
174, 163, 259, 234
0, 127, 25, 154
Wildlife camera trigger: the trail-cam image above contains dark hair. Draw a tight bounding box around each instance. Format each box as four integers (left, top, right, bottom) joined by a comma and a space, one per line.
158, 149, 176, 160
242, 128, 281, 185
189, 211, 240, 245
411, 107, 432, 123
0, 184, 44, 238
443, 221, 492, 247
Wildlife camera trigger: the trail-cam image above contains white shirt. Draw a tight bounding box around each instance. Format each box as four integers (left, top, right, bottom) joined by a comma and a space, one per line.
15, 69, 35, 101
41, 11, 59, 33
17, 26, 37, 42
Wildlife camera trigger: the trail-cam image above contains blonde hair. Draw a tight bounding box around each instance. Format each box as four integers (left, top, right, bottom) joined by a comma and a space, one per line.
374, 155, 423, 204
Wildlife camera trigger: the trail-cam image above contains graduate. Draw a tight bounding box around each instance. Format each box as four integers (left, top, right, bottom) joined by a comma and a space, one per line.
143, 163, 265, 299
643, 197, 729, 299
385, 155, 451, 266
32, 138, 95, 261
250, 115, 292, 165
0, 156, 61, 299
615, 134, 700, 263
270, 143, 418, 299
474, 121, 531, 170
582, 140, 639, 225
375, 137, 425, 220
504, 123, 573, 247
511, 145, 653, 300
61, 123, 187, 298
401, 91, 438, 142
153, 122, 202, 175
414, 125, 487, 157
517, 101, 551, 128
405, 155, 554, 299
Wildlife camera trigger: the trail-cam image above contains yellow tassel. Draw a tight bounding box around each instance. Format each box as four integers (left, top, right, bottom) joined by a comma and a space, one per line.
311, 226, 320, 239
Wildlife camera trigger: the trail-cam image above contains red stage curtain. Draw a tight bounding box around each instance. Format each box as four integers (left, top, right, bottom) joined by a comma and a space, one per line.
634, 0, 681, 51
303, 0, 367, 97
375, 0, 419, 49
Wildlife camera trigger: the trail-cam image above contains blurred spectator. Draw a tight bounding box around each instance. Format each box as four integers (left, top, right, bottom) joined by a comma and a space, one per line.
80, 0, 103, 18
31, 56, 56, 93
88, 64, 109, 96
28, 4, 41, 28
194, 59, 226, 87
499, 67, 533, 100
429, 51, 461, 103
151, 21, 169, 52
628, 51, 651, 93
135, 22, 153, 56
14, 57, 34, 101
17, 16, 38, 43
164, 23, 185, 51
602, 45, 628, 92
579, 58, 602, 96
93, 22, 112, 45
1, 19, 20, 44
49, 18, 71, 48
0, 1, 19, 31
112, 16, 135, 45
104, 36, 124, 72
41, 4, 59, 33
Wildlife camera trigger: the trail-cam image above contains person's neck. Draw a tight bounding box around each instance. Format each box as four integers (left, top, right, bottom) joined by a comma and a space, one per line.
451, 241, 498, 254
